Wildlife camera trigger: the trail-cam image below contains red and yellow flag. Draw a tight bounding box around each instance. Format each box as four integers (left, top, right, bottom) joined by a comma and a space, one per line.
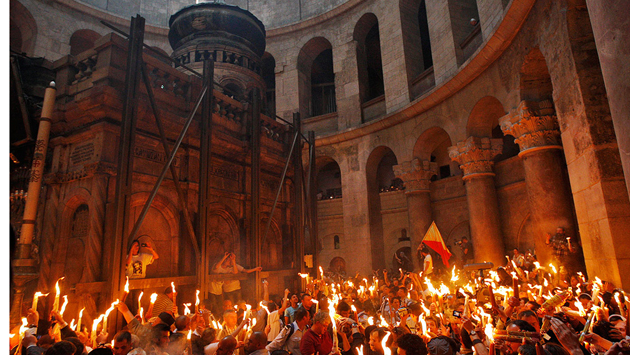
421, 221, 452, 267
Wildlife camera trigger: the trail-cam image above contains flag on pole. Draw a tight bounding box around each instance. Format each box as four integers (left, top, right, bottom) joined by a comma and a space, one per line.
421, 221, 452, 267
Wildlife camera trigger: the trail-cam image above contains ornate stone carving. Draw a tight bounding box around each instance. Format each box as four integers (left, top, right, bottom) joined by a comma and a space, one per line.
393, 159, 438, 192
499, 100, 561, 152
448, 136, 503, 178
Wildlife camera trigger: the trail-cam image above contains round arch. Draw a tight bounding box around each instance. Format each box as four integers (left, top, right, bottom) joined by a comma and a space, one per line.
316, 156, 342, 199
10, 0, 37, 56
297, 36, 335, 118
520, 48, 553, 102
466, 96, 506, 138
69, 29, 101, 56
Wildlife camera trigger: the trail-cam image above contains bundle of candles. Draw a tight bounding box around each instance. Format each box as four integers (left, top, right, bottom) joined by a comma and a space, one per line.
12, 256, 629, 355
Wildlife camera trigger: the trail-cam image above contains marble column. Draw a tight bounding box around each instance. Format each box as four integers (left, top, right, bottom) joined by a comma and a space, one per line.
500, 100, 576, 265
449, 137, 505, 266
393, 159, 437, 270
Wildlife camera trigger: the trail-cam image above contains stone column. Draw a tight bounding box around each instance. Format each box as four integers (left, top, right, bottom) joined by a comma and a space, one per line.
500, 100, 576, 265
393, 159, 438, 270
449, 137, 505, 266
584, 0, 630, 198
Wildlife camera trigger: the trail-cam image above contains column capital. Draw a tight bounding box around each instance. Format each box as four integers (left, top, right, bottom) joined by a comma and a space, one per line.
393, 159, 437, 193
500, 100, 561, 154
448, 136, 503, 178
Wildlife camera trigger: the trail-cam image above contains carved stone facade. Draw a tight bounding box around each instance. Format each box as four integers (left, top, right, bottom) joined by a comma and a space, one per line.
500, 100, 561, 153
448, 137, 503, 178
393, 159, 437, 193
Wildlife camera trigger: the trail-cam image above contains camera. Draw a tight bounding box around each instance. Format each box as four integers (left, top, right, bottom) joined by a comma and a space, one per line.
452, 310, 461, 318
397, 307, 409, 317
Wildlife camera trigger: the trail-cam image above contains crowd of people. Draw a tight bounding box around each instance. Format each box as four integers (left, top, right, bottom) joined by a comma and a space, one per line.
10, 244, 630, 355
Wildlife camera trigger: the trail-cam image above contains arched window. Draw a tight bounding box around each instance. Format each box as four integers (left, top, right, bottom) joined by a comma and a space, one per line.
10, 0, 38, 56
334, 235, 340, 249
448, 0, 482, 66
297, 37, 336, 119
311, 49, 336, 116
400, 0, 435, 99
354, 14, 386, 122
316, 158, 342, 199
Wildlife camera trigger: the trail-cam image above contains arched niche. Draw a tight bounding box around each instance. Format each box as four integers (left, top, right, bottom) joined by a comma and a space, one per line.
520, 48, 553, 102
400, 0, 434, 99
316, 156, 342, 199
366, 146, 399, 270
297, 37, 336, 119
354, 13, 385, 118
260, 216, 283, 271
129, 193, 180, 278
328, 256, 346, 275
69, 29, 101, 56
413, 126, 458, 180
10, 0, 37, 56
206, 205, 240, 273
261, 52, 276, 118
467, 96, 517, 162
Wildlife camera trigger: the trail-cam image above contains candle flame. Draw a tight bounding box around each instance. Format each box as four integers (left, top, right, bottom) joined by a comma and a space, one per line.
419, 314, 427, 335
260, 301, 269, 315
60, 295, 69, 315
319, 266, 324, 277
358, 345, 364, 355
171, 282, 176, 294
549, 263, 557, 274
328, 302, 338, 329
19, 318, 29, 336
298, 273, 308, 279
484, 323, 494, 343
138, 292, 144, 304
379, 315, 389, 328
246, 304, 251, 311
368, 316, 374, 325
150, 293, 158, 304
351, 305, 357, 313
575, 301, 586, 317
534, 261, 541, 270
92, 314, 105, 333
187, 329, 192, 340
252, 318, 257, 327
55, 277, 65, 295
124, 277, 130, 293
451, 266, 459, 282
382, 332, 392, 355
70, 319, 76, 331
79, 308, 85, 321
184, 303, 192, 315
105, 300, 120, 317
9, 334, 15, 339
196, 290, 200, 306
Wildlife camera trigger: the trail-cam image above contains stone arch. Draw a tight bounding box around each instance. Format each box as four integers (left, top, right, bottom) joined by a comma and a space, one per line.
392, 246, 414, 272
399, 0, 434, 99
466, 96, 518, 161
10, 0, 37, 56
354, 13, 385, 120
260, 215, 282, 270
206, 203, 240, 272
69, 29, 101, 56
261, 52, 276, 118
220, 78, 246, 101
58, 190, 94, 286
366, 145, 399, 270
316, 156, 342, 199
129, 193, 180, 278
413, 126, 457, 179
297, 37, 335, 119
520, 48, 553, 102
328, 256, 346, 274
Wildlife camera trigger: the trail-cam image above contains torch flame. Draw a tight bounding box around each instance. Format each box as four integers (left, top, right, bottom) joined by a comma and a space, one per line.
19, 318, 28, 336
92, 314, 105, 333
382, 332, 392, 355
484, 323, 494, 343
124, 277, 129, 293
60, 295, 69, 315
358, 345, 364, 355
419, 314, 427, 335
55, 278, 64, 295
379, 315, 389, 328
368, 316, 374, 325
187, 330, 192, 340
105, 300, 120, 317
298, 273, 308, 279
150, 293, 158, 304
351, 305, 357, 313
196, 290, 200, 307
534, 261, 541, 270
171, 282, 176, 294
184, 303, 191, 315
70, 319, 76, 331
575, 301, 586, 317
451, 266, 459, 282
319, 266, 324, 278
549, 263, 557, 274
260, 301, 269, 315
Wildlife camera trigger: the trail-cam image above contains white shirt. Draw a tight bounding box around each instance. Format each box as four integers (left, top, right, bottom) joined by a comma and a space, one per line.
267, 310, 282, 341
424, 254, 433, 275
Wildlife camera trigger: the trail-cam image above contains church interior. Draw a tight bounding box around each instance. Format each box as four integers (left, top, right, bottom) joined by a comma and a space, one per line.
8, 0, 630, 347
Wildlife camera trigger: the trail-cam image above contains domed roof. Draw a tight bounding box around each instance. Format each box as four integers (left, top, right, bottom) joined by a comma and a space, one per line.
168, 2, 266, 57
